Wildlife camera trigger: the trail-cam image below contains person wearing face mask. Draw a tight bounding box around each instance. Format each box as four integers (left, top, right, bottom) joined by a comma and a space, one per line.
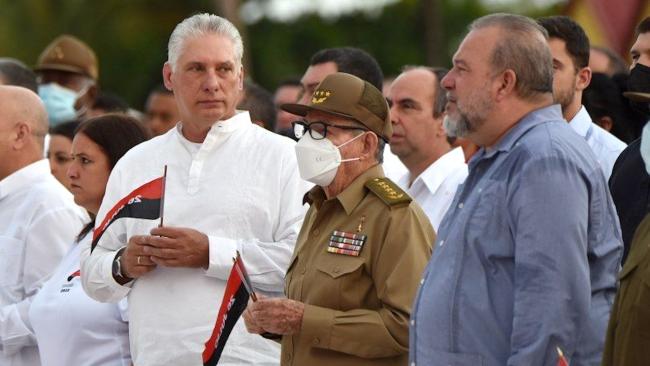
34, 35, 98, 126
243, 72, 434, 366
608, 17, 650, 265
603, 18, 650, 366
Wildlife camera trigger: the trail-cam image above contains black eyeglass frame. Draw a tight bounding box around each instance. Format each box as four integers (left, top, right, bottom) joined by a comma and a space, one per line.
291, 120, 368, 140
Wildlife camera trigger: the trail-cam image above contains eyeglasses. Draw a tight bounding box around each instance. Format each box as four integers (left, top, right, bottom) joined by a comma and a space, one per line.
291, 120, 368, 140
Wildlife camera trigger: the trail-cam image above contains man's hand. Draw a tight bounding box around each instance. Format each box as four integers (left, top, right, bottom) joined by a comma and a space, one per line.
121, 235, 158, 279
142, 226, 210, 269
245, 297, 305, 335
243, 299, 266, 334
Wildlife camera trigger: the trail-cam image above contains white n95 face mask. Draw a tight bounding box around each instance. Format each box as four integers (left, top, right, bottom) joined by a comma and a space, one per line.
295, 131, 363, 187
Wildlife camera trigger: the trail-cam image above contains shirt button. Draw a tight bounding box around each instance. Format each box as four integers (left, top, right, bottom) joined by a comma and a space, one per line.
458, 202, 464, 209
312, 228, 320, 236
301, 266, 306, 274
411, 362, 416, 366
410, 319, 415, 326
333, 267, 340, 274
420, 278, 425, 285
439, 240, 444, 246
312, 337, 320, 345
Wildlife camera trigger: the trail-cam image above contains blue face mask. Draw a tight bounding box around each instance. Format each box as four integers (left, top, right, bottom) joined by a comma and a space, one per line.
38, 83, 78, 126
641, 122, 650, 175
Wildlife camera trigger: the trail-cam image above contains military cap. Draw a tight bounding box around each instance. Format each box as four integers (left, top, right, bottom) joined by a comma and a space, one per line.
35, 35, 98, 80
282, 72, 392, 142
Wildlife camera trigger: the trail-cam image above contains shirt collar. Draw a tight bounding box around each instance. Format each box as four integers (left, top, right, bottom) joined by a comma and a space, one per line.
415, 147, 466, 194
305, 164, 384, 215
568, 105, 591, 138
0, 159, 50, 199
177, 110, 252, 139
470, 104, 563, 165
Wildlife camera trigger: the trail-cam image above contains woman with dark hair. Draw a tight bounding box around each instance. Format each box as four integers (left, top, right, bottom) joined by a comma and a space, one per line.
28, 114, 149, 366
46, 119, 80, 190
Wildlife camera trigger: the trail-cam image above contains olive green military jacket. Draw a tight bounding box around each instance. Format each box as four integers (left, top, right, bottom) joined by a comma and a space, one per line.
281, 164, 435, 366
603, 213, 650, 366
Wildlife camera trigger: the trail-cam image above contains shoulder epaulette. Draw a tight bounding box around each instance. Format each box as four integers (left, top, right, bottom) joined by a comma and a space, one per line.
365, 177, 412, 207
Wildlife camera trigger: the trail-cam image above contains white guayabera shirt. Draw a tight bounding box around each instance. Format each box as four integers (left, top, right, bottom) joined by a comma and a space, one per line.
82, 112, 309, 366
397, 147, 468, 232
0, 159, 86, 366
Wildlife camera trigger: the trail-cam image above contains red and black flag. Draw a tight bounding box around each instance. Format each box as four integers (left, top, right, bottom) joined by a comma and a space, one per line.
202, 254, 252, 366
91, 172, 166, 252
556, 347, 569, 366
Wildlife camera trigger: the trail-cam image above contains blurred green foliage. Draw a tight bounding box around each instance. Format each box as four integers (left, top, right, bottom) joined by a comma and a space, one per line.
0, 0, 557, 110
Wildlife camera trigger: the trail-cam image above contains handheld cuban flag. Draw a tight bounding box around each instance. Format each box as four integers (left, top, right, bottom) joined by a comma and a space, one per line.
91, 167, 167, 252
556, 347, 569, 366
202, 252, 251, 366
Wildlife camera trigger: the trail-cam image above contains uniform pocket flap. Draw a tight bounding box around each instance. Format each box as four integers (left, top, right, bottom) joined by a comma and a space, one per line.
315, 257, 364, 279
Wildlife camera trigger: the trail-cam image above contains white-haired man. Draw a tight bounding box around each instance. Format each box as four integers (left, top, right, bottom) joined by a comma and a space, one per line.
81, 14, 307, 365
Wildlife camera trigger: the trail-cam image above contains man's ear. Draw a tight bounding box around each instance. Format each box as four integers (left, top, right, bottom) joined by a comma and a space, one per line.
495, 69, 517, 101
238, 65, 245, 90
576, 66, 592, 92
163, 62, 174, 91
12, 122, 30, 150
361, 132, 379, 161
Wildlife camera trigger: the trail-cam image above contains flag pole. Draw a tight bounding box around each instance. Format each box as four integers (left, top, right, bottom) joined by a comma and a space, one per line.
159, 165, 167, 227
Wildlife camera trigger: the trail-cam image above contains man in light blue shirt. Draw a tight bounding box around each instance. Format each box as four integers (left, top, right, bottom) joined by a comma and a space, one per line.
410, 13, 622, 366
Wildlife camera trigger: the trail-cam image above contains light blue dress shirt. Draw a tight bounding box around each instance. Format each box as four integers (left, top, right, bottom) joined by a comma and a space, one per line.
410, 104, 622, 366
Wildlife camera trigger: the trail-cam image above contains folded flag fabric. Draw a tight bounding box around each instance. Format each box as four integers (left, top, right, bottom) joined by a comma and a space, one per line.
91, 176, 164, 252
202, 254, 251, 366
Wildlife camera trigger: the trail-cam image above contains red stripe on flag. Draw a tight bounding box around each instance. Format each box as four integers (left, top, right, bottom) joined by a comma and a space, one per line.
557, 347, 569, 366
92, 176, 164, 250
67, 269, 81, 282
202, 257, 250, 365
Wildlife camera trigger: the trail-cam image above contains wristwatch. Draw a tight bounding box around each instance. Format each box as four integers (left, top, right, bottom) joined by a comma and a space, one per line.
112, 248, 132, 283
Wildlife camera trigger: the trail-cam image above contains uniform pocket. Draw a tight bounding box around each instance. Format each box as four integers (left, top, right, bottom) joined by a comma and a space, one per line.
314, 257, 365, 310
315, 257, 364, 279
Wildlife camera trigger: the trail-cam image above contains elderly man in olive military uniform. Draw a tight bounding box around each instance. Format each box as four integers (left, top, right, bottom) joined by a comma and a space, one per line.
243, 72, 434, 366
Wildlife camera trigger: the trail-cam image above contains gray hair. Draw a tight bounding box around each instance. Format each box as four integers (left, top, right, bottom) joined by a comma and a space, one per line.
167, 13, 244, 69
470, 13, 553, 100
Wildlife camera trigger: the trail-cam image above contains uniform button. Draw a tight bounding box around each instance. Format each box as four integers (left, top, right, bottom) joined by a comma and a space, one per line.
478, 188, 483, 193
439, 240, 444, 246
333, 267, 340, 274
411, 362, 416, 366
410, 319, 415, 326
312, 337, 320, 345
458, 202, 464, 209
420, 278, 425, 285
312, 228, 320, 236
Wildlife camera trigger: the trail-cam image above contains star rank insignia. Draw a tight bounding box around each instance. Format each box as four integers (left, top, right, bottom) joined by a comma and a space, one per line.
311, 89, 331, 104
327, 230, 367, 256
